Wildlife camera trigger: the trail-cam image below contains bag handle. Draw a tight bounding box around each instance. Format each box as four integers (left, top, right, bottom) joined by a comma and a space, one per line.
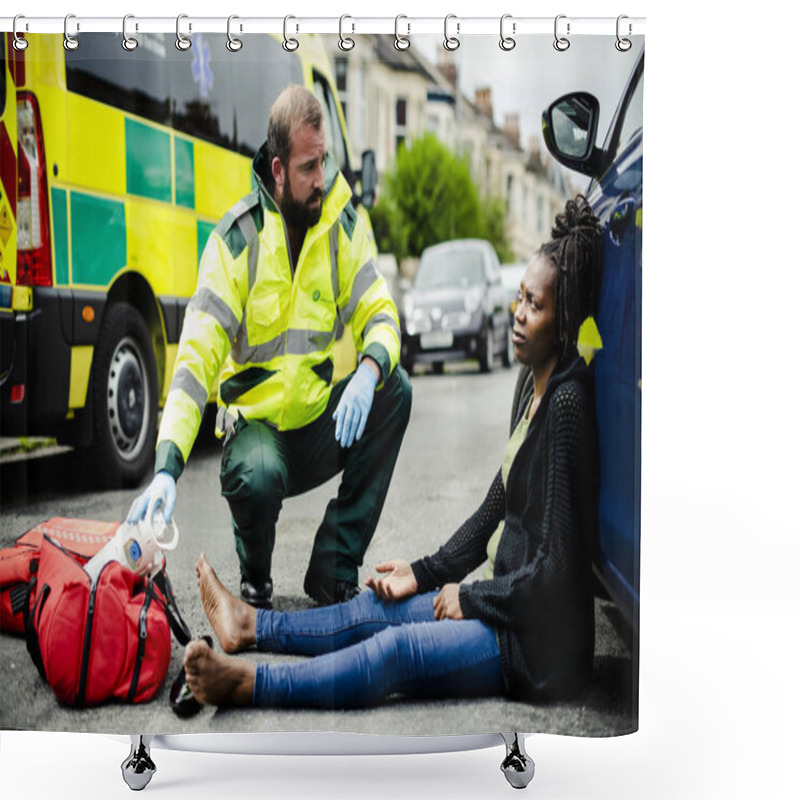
22, 577, 50, 682
152, 570, 192, 646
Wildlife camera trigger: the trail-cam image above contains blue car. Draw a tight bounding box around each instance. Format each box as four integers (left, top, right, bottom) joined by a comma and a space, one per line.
539, 48, 644, 635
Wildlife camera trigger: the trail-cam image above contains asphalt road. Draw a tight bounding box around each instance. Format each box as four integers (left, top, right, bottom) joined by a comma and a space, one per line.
0, 361, 635, 738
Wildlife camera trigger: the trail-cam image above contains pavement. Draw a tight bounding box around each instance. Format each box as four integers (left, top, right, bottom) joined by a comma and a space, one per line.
0, 363, 636, 739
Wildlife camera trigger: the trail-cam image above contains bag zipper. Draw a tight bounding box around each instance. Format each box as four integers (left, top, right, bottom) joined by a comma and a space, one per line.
76, 561, 112, 708
127, 579, 154, 702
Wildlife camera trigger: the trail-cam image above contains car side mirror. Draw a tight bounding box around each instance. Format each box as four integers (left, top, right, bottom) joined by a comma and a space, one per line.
542, 92, 603, 176
357, 149, 377, 209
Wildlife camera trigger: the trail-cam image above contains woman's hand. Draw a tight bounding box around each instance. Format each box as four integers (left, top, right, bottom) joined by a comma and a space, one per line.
365, 560, 418, 602
433, 583, 463, 620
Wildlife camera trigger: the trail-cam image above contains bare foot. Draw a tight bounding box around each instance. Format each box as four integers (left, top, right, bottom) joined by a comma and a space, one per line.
196, 553, 258, 653
184, 639, 254, 707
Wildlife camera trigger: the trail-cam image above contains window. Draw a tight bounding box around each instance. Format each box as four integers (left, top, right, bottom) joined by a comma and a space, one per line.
607, 69, 643, 165
335, 57, 347, 93
395, 97, 408, 152
65, 33, 303, 157
65, 33, 171, 126
616, 72, 643, 155
313, 73, 348, 179
334, 58, 348, 121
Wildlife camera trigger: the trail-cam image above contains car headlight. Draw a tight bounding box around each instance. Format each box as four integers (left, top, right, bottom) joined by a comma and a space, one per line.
464, 287, 482, 314
403, 295, 415, 320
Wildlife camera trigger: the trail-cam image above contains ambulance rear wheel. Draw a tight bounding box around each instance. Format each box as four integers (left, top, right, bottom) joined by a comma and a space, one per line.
91, 303, 158, 488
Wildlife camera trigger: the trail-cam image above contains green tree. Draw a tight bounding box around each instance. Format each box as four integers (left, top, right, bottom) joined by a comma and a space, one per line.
380, 134, 483, 260
480, 195, 514, 263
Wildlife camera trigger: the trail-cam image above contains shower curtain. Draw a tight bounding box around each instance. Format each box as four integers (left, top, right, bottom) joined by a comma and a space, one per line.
0, 26, 642, 739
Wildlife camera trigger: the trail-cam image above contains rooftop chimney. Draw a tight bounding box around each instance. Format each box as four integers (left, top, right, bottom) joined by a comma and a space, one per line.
475, 87, 494, 122
504, 113, 520, 147
437, 53, 458, 88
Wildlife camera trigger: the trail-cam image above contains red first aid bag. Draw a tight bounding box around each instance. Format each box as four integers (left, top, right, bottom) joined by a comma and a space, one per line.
1, 518, 117, 634
0, 518, 190, 707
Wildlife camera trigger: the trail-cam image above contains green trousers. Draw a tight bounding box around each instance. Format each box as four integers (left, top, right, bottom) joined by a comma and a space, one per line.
219, 366, 412, 588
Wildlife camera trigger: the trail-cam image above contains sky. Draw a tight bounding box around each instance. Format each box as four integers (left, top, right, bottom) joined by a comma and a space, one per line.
415, 34, 644, 155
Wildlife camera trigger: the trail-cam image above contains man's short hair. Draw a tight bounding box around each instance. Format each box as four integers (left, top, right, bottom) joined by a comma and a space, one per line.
267, 85, 324, 167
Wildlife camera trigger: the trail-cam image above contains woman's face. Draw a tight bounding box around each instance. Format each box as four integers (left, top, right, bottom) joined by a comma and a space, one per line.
512, 254, 558, 370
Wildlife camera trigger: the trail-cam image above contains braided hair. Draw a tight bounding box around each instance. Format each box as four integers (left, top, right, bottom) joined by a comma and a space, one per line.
539, 195, 603, 360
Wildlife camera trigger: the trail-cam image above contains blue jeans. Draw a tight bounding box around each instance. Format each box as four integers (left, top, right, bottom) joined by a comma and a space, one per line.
252, 590, 504, 708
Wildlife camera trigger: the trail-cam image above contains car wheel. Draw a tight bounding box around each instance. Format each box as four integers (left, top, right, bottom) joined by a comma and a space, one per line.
479, 325, 494, 373
501, 322, 514, 368
90, 303, 158, 488
432, 361, 445, 375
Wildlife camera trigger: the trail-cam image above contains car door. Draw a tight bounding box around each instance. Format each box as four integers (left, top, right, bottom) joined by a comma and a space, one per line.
587, 53, 643, 632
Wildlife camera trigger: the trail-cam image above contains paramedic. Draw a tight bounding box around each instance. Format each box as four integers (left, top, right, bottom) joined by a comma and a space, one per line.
128, 85, 411, 609
183, 196, 603, 707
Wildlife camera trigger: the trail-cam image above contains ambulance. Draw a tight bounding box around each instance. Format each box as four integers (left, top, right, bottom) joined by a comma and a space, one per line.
0, 32, 376, 486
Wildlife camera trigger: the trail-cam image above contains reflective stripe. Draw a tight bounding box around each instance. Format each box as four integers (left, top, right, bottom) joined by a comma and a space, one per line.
285, 328, 335, 355
231, 328, 336, 365
170, 367, 208, 415
247, 234, 260, 292
341, 258, 380, 325
187, 287, 240, 346
234, 208, 261, 292
231, 327, 285, 365
363, 312, 401, 342
329, 224, 340, 301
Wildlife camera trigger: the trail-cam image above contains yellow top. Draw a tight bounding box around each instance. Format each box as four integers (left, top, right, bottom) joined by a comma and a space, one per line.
484, 404, 531, 580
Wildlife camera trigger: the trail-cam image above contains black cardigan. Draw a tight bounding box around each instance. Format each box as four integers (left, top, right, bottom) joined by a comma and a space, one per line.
411, 356, 599, 702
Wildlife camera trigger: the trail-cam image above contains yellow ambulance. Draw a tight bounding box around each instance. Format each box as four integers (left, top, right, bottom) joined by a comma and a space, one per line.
0, 31, 376, 486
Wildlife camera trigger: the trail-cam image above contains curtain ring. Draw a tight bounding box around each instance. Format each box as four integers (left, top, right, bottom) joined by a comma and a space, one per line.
12, 15, 28, 51
283, 15, 299, 51
227, 15, 243, 52
394, 15, 410, 51
499, 14, 516, 51
615, 15, 632, 52
64, 14, 79, 50
553, 14, 570, 51
176, 14, 192, 51
339, 15, 355, 51
444, 14, 460, 51
122, 14, 138, 51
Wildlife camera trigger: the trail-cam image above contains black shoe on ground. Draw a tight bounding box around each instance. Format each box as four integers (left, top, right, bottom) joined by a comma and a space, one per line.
303, 573, 360, 606
240, 577, 273, 609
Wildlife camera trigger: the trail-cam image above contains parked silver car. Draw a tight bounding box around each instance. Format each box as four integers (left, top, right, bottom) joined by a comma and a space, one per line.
400, 239, 514, 374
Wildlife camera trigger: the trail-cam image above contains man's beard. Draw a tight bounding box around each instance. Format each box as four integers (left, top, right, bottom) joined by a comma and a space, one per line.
281, 173, 323, 230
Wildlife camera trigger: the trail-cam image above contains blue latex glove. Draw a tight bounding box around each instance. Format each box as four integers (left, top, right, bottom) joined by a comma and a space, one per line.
333, 361, 379, 448
126, 471, 177, 524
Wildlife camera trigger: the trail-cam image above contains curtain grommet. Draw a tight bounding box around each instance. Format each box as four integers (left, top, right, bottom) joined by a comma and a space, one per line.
283, 15, 299, 52
499, 14, 516, 51
13, 15, 29, 51
444, 14, 460, 52
615, 15, 632, 52
338, 14, 355, 51
121, 14, 138, 51
554, 14, 570, 51
176, 13, 192, 51
394, 15, 410, 51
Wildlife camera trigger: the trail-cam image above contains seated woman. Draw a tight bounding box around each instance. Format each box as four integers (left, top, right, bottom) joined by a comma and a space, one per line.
184, 196, 603, 708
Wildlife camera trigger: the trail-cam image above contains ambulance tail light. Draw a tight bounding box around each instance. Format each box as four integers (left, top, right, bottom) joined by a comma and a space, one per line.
16, 92, 52, 288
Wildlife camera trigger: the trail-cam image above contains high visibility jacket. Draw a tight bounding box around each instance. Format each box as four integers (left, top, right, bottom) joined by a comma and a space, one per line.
154, 145, 400, 479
